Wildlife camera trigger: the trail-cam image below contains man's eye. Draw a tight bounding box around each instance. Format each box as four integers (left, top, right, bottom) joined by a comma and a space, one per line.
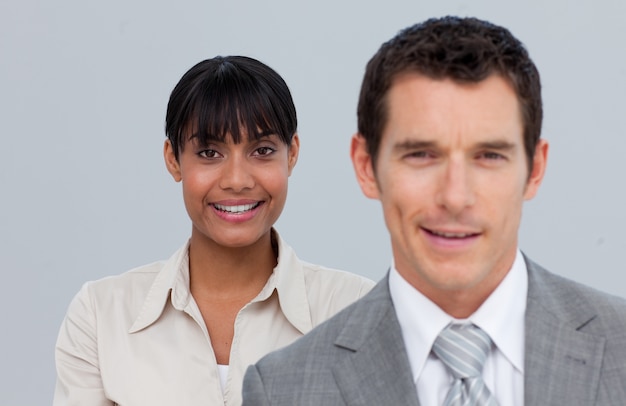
482, 152, 505, 160
407, 150, 433, 159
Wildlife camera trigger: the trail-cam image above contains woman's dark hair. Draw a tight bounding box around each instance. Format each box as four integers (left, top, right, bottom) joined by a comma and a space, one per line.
166, 56, 297, 159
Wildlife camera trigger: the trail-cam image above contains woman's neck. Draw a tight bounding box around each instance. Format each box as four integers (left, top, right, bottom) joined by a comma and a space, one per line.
187, 229, 277, 300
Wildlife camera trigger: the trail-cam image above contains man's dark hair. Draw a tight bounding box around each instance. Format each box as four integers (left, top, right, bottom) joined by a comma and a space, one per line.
166, 56, 297, 160
357, 16, 542, 171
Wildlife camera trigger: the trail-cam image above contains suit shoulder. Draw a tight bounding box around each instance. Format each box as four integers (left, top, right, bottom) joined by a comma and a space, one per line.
257, 279, 387, 367
527, 259, 626, 343
257, 290, 364, 365
250, 297, 360, 400
528, 260, 626, 311
249, 280, 398, 403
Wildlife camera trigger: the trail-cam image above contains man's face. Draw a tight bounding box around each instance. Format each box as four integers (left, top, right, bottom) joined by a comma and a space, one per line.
351, 73, 547, 316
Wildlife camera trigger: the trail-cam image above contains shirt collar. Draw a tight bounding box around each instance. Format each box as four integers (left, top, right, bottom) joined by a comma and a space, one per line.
129, 230, 313, 335
389, 249, 527, 381
128, 240, 192, 333
472, 250, 527, 373
250, 231, 313, 334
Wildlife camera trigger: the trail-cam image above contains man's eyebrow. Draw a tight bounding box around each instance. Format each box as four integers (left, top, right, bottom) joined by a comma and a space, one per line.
475, 140, 517, 151
391, 139, 518, 153
393, 139, 437, 151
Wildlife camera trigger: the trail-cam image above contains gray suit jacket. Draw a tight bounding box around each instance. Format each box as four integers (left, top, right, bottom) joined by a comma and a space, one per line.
242, 258, 626, 405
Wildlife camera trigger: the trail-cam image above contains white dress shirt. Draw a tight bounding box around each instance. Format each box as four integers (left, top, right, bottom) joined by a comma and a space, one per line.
389, 250, 527, 406
54, 230, 374, 406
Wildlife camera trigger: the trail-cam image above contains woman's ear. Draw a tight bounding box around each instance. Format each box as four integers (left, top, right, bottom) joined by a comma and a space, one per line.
163, 140, 182, 182
287, 134, 300, 176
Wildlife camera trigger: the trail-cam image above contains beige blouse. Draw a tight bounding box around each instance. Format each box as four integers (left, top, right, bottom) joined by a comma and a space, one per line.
54, 231, 374, 406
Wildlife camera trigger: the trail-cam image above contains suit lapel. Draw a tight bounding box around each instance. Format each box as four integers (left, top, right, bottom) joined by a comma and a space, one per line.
524, 258, 605, 405
330, 261, 608, 405
331, 276, 420, 406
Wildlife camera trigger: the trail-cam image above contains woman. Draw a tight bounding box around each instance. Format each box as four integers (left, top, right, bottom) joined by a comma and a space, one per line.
54, 56, 374, 405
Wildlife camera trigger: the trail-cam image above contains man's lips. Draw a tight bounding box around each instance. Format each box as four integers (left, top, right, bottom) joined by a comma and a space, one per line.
422, 227, 481, 239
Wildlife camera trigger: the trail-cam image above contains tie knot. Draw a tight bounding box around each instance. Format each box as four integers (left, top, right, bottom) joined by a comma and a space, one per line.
432, 324, 492, 379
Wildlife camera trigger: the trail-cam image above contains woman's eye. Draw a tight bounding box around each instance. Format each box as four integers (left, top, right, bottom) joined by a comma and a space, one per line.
255, 147, 276, 156
199, 149, 221, 159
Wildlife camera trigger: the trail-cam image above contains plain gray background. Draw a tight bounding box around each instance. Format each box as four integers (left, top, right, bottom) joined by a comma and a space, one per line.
2, 0, 626, 404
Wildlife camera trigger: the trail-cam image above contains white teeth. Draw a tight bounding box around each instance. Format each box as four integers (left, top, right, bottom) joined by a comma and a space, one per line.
213, 203, 259, 213
432, 231, 473, 238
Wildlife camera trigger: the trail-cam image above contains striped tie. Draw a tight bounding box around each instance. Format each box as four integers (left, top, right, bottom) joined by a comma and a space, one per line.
432, 324, 498, 406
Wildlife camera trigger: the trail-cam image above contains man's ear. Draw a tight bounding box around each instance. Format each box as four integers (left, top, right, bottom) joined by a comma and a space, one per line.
163, 140, 182, 182
523, 138, 549, 200
350, 133, 380, 199
287, 134, 300, 176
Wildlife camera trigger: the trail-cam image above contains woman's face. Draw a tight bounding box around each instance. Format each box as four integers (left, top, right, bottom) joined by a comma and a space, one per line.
164, 131, 299, 250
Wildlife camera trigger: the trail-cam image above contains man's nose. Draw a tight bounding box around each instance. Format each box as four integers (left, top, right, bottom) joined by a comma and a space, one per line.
434, 159, 475, 214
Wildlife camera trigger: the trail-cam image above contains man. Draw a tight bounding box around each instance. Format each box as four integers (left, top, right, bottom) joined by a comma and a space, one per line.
242, 16, 626, 405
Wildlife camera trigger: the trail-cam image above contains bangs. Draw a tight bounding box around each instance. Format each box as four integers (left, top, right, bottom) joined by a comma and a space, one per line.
166, 56, 297, 158
186, 86, 279, 145
180, 60, 294, 147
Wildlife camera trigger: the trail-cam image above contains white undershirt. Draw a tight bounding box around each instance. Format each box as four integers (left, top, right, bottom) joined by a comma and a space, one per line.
217, 364, 228, 394
389, 250, 527, 406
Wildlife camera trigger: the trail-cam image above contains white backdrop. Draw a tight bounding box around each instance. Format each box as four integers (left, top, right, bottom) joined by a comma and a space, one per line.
2, 0, 626, 403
